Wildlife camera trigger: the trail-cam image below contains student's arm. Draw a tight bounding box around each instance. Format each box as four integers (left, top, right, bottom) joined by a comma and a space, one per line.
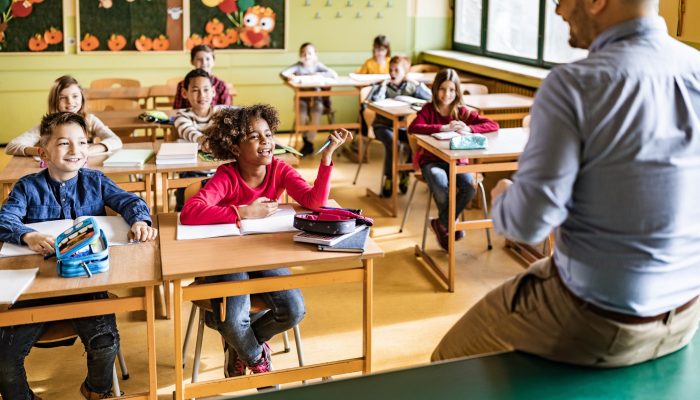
408, 105, 443, 134
86, 114, 123, 154
413, 83, 432, 101
174, 110, 205, 145
180, 166, 239, 225
172, 80, 188, 109
280, 63, 300, 79
356, 60, 370, 74
282, 162, 332, 211
316, 63, 338, 79
462, 108, 500, 133
5, 125, 41, 156
0, 181, 35, 244
214, 78, 231, 106
367, 82, 387, 102
100, 172, 152, 226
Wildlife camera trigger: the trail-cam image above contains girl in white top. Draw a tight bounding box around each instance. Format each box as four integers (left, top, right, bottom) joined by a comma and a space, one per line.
5, 75, 123, 157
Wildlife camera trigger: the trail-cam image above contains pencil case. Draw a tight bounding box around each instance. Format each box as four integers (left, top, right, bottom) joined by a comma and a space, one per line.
294, 207, 374, 235
55, 217, 110, 278
449, 134, 488, 150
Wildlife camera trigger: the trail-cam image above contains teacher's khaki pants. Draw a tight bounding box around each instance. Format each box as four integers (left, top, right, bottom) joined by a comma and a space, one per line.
432, 258, 700, 367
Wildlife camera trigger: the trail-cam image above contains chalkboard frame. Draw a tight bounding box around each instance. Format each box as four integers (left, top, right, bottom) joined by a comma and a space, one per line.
0, 0, 67, 55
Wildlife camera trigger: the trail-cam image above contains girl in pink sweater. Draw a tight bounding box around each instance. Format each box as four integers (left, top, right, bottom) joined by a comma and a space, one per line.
180, 104, 351, 377
408, 69, 499, 251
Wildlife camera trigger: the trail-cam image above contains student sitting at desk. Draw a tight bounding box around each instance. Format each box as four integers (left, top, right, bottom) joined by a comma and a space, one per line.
180, 105, 351, 378
173, 68, 232, 211
367, 55, 432, 197
356, 34, 391, 75
173, 44, 231, 109
5, 75, 123, 157
408, 68, 498, 250
280, 42, 339, 156
0, 112, 157, 400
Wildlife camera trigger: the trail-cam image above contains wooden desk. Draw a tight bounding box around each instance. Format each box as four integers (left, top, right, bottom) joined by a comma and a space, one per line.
85, 87, 151, 109
0, 240, 161, 399
415, 129, 528, 292
365, 102, 417, 217
158, 211, 383, 400
94, 109, 176, 143
237, 335, 700, 400
0, 143, 157, 209
462, 93, 534, 123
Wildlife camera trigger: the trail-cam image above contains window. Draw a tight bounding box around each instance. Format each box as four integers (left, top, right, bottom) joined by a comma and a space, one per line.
452, 0, 587, 67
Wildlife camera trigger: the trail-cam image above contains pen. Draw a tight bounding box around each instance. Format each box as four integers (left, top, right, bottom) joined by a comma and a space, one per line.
314, 139, 331, 155
44, 252, 55, 260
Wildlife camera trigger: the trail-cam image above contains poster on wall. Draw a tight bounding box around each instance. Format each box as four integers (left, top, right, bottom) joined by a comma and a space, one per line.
77, 0, 184, 53
0, 0, 65, 53
189, 0, 286, 51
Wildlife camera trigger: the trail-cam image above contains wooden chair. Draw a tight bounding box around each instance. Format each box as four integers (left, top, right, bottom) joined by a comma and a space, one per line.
461, 83, 489, 95
88, 99, 155, 143
398, 133, 492, 251
89, 78, 141, 89
409, 64, 440, 73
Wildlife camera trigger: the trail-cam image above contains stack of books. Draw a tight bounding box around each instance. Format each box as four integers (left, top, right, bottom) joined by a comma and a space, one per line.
103, 149, 154, 168
293, 225, 370, 253
156, 142, 198, 165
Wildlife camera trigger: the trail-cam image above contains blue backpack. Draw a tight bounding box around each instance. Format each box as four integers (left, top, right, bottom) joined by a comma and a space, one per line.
55, 217, 110, 278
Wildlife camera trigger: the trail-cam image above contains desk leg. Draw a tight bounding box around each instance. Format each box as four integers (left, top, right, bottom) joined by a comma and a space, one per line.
363, 258, 374, 374
447, 161, 457, 293
173, 279, 184, 400
144, 173, 153, 212
292, 90, 301, 148
146, 286, 158, 399
161, 173, 170, 214
390, 118, 399, 216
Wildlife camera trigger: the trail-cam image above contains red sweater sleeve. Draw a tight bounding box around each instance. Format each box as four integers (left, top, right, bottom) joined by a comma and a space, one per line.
179, 165, 238, 225
461, 107, 500, 133
408, 104, 443, 134
283, 161, 332, 210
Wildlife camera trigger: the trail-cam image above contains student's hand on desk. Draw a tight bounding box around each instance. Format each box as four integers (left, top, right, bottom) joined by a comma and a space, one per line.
491, 179, 513, 208
321, 128, 353, 165
449, 120, 468, 132
239, 197, 278, 219
88, 143, 109, 155
129, 221, 158, 242
22, 232, 55, 256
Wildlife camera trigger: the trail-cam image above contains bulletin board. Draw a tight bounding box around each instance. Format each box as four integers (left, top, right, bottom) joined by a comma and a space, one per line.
0, 0, 66, 53
189, 0, 286, 51
76, 0, 184, 53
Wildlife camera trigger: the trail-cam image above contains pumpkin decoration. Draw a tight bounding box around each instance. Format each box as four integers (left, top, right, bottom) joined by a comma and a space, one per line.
80, 34, 100, 52
202, 35, 213, 46
43, 27, 63, 45
28, 34, 48, 51
205, 18, 225, 35
134, 35, 153, 51
152, 35, 170, 51
98, 0, 112, 8
218, 0, 237, 14
107, 34, 126, 51
201, 0, 223, 7
186, 34, 203, 50
211, 34, 229, 49
225, 28, 238, 45
11, 0, 33, 18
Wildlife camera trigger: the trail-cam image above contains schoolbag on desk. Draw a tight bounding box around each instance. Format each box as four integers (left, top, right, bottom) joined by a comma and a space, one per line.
293, 207, 374, 235
55, 217, 110, 278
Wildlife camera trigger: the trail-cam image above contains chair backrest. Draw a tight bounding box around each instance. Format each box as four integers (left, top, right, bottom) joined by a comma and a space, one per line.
88, 98, 140, 112
166, 77, 182, 87
409, 64, 439, 73
90, 78, 141, 89
184, 181, 204, 203
461, 83, 489, 95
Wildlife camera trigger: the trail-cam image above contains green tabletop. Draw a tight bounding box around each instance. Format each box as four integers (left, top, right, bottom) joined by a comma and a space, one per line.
236, 333, 700, 400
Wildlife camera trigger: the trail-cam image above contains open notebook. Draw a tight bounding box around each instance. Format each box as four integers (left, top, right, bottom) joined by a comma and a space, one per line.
177, 204, 298, 240
0, 216, 132, 257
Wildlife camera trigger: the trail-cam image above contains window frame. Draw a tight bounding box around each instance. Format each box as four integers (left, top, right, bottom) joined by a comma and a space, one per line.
452, 0, 561, 68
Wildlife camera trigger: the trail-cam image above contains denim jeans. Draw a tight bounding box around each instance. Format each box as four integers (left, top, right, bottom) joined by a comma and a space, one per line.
373, 125, 408, 177
204, 268, 305, 365
299, 97, 324, 141
420, 162, 476, 227
0, 292, 120, 399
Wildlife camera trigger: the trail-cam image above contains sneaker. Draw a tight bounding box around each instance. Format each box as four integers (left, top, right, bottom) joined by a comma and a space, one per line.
248, 342, 272, 374
224, 342, 247, 378
80, 381, 112, 400
455, 229, 465, 241
399, 172, 410, 194
430, 219, 450, 251
300, 139, 314, 156
381, 178, 392, 198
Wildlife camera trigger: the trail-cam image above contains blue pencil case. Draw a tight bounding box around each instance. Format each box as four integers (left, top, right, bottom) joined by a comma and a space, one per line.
55, 217, 109, 278
449, 134, 488, 150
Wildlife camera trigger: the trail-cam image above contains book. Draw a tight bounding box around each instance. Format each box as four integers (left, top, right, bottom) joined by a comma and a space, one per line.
318, 226, 370, 253
0, 268, 39, 305
102, 149, 154, 168
176, 204, 298, 240
0, 216, 132, 257
394, 95, 428, 106
431, 131, 461, 140
372, 98, 411, 108
349, 73, 389, 83
293, 224, 368, 246
157, 142, 198, 165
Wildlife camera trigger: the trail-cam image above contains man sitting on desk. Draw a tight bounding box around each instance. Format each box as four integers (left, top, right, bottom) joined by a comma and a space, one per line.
432, 0, 700, 367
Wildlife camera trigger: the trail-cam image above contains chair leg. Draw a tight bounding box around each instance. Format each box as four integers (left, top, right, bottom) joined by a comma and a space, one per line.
478, 181, 493, 250
182, 304, 198, 369
421, 189, 432, 251
292, 325, 305, 367
112, 366, 121, 397
192, 311, 206, 383
282, 330, 291, 353
352, 138, 372, 185
399, 179, 419, 233
117, 348, 129, 380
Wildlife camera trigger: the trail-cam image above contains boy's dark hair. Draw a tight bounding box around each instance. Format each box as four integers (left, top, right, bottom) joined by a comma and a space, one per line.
39, 112, 88, 148
184, 68, 212, 90
190, 44, 214, 61
205, 104, 280, 161
299, 42, 314, 54
373, 35, 391, 57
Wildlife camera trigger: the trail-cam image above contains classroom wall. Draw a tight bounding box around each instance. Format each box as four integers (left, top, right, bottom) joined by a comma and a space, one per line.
0, 0, 452, 144
659, 0, 700, 50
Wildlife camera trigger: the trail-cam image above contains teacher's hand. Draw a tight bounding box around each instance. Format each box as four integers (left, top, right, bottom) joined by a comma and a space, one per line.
490, 179, 513, 208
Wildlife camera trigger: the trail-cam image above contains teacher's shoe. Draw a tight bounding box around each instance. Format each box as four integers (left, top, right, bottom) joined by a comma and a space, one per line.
80, 382, 112, 399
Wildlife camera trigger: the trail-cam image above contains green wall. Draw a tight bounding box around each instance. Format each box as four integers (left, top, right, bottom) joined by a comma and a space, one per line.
0, 1, 452, 144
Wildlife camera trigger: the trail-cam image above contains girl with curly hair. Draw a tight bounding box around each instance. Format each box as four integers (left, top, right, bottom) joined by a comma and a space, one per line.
179, 104, 351, 378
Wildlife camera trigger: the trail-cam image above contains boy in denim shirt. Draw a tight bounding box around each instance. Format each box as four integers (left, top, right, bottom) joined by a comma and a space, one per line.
0, 112, 157, 400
